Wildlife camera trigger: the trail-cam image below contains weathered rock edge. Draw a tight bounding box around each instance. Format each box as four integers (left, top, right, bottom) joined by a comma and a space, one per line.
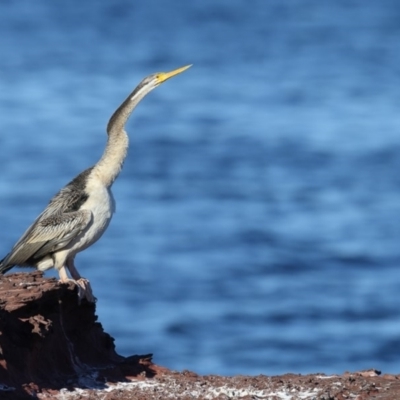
0, 271, 156, 399
1, 271, 400, 400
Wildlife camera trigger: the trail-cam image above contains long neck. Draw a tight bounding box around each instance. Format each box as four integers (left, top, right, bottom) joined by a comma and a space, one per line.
93, 82, 154, 187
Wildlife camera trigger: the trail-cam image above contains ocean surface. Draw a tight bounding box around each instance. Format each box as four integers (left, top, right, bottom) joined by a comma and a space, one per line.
1, 1, 400, 377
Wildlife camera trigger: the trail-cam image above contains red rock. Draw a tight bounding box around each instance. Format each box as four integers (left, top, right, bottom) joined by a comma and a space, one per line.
1, 271, 400, 399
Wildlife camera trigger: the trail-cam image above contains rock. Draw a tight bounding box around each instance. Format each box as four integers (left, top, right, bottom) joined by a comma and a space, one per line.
0, 271, 154, 399
1, 271, 400, 400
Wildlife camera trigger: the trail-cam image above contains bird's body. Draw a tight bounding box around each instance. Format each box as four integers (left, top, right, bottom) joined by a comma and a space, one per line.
34, 168, 116, 274
0, 65, 190, 300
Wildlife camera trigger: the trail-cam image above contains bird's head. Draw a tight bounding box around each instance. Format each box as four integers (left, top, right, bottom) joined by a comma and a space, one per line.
153, 64, 192, 87
107, 64, 191, 134
130, 64, 192, 100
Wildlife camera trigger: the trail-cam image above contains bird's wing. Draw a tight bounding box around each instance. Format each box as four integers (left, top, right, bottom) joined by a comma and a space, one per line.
2, 210, 92, 266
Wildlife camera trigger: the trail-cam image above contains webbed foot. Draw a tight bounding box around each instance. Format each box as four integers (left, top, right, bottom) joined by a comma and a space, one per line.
59, 277, 97, 303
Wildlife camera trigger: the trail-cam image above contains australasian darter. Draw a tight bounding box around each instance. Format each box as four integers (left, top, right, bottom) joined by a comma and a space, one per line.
0, 65, 191, 301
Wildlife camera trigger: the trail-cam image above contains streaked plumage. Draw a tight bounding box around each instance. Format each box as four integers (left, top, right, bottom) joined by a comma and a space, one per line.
0, 65, 191, 301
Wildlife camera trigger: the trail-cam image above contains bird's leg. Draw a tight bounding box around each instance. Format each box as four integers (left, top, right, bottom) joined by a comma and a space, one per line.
57, 258, 96, 303
57, 265, 86, 301
67, 257, 96, 303
58, 265, 70, 282
66, 256, 82, 280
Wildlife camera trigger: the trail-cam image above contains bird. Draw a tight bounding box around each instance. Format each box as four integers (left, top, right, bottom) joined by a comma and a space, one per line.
0, 64, 191, 302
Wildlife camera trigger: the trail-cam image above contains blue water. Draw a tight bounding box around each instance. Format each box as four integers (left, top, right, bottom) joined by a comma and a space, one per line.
1, 1, 400, 376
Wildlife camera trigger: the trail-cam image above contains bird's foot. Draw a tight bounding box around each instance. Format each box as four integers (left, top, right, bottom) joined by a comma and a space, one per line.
75, 278, 96, 303
59, 278, 97, 303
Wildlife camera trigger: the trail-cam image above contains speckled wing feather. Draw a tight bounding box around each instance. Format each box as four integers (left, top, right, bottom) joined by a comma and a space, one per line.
1, 209, 92, 267
0, 169, 93, 272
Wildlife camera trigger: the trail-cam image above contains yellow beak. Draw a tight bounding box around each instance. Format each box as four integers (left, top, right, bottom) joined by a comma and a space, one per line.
157, 64, 192, 84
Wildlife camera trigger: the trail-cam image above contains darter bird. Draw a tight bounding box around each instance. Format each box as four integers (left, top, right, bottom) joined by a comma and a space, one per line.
0, 65, 191, 302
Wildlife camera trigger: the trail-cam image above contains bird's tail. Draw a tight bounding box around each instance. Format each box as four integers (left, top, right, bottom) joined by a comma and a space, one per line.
0, 256, 14, 274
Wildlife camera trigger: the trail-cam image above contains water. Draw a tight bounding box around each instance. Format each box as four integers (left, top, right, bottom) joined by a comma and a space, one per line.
1, 0, 400, 376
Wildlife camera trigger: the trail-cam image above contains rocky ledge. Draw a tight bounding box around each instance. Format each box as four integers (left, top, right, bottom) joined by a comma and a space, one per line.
0, 272, 399, 400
